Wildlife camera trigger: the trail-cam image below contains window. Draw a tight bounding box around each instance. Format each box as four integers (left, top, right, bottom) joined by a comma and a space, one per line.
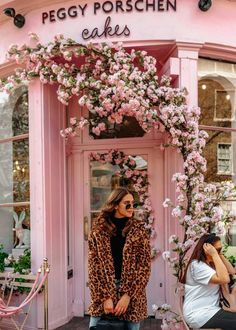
198, 58, 236, 129
198, 58, 236, 251
215, 90, 235, 121
89, 115, 145, 139
217, 143, 233, 174
0, 85, 30, 254
90, 155, 148, 225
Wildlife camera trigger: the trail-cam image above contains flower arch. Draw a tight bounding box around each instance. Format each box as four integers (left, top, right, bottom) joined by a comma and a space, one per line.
1, 33, 236, 328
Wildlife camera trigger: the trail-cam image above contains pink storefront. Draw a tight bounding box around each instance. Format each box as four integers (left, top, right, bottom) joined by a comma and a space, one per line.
0, 0, 236, 328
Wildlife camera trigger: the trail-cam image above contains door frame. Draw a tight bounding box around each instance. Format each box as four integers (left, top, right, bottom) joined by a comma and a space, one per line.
69, 139, 166, 316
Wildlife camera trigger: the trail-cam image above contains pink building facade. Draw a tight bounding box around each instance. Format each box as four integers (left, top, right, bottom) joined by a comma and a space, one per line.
0, 0, 236, 328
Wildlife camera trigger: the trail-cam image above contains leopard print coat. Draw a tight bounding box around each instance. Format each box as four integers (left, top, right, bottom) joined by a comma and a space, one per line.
88, 218, 151, 322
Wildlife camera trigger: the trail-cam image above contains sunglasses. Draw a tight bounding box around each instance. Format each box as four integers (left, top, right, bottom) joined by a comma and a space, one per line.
124, 202, 138, 210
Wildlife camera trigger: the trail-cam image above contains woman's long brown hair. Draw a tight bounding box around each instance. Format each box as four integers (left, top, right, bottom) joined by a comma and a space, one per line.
181, 233, 221, 284
92, 187, 134, 236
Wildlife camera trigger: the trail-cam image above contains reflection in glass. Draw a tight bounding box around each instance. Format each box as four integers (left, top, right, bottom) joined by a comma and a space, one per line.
228, 222, 236, 246
0, 139, 30, 203
217, 144, 232, 174
203, 131, 235, 183
203, 132, 236, 248
90, 162, 116, 212
0, 205, 30, 254
0, 85, 28, 139
89, 115, 145, 139
90, 155, 148, 226
198, 58, 236, 129
220, 200, 236, 249
198, 58, 236, 250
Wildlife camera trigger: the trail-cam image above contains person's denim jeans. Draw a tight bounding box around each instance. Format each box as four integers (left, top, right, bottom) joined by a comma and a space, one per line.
89, 316, 140, 330
89, 280, 140, 330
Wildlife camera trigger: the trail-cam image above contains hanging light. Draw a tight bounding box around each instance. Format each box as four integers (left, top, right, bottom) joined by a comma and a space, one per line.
198, 0, 212, 11
3, 8, 25, 28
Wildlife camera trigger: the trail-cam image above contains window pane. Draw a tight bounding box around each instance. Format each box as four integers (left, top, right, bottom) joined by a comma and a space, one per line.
221, 200, 236, 250
0, 139, 29, 203
90, 155, 148, 224
217, 144, 232, 174
198, 58, 236, 253
198, 58, 236, 128
203, 131, 235, 181
0, 85, 28, 139
89, 115, 145, 139
202, 129, 236, 249
0, 205, 30, 254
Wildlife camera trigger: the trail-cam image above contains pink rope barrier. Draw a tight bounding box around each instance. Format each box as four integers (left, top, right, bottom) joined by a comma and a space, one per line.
0, 271, 41, 311
17, 271, 41, 305
0, 272, 48, 317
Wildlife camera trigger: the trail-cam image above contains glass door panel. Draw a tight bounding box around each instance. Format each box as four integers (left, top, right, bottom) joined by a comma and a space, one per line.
84, 153, 149, 312
90, 155, 148, 228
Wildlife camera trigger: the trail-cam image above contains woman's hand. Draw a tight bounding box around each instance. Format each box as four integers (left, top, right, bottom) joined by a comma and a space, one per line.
203, 243, 218, 257
203, 243, 230, 284
104, 298, 114, 314
114, 293, 130, 316
219, 253, 236, 275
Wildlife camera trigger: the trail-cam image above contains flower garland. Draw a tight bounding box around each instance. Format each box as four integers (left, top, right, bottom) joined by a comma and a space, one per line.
0, 33, 186, 139
1, 33, 236, 329
90, 149, 158, 259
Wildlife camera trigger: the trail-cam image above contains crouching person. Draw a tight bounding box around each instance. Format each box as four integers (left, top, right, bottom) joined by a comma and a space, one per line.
181, 233, 236, 330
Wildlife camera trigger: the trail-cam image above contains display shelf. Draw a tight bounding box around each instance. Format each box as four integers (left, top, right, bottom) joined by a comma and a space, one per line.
92, 169, 113, 176
91, 185, 111, 189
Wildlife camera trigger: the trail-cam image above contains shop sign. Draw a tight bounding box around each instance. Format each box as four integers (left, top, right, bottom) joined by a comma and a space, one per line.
42, 0, 177, 40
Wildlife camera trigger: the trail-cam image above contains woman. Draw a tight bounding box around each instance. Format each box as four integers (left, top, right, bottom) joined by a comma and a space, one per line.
88, 187, 151, 330
182, 233, 236, 330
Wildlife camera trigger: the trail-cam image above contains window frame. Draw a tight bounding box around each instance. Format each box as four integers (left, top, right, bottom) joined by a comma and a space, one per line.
0, 87, 30, 250
214, 89, 236, 122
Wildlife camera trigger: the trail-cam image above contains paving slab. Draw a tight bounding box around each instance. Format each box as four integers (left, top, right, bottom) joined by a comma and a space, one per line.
56, 316, 162, 330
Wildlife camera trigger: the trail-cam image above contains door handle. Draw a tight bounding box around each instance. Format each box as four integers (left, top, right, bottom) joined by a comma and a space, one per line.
84, 216, 89, 241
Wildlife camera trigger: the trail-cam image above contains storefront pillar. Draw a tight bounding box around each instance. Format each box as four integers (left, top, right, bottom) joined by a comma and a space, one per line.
163, 45, 202, 308
29, 80, 69, 329
174, 43, 203, 106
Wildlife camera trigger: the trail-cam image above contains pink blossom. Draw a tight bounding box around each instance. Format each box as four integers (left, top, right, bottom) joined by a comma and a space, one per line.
162, 251, 171, 261
163, 198, 171, 208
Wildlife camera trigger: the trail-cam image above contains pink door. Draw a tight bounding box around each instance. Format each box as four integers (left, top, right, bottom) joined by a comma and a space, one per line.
83, 146, 166, 315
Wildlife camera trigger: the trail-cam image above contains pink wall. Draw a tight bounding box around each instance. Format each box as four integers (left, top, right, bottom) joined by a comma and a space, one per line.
1, 0, 236, 64
0, 0, 236, 329
29, 81, 69, 328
